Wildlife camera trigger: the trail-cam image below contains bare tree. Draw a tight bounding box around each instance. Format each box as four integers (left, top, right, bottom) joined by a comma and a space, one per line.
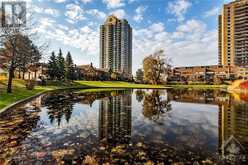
0, 3, 47, 93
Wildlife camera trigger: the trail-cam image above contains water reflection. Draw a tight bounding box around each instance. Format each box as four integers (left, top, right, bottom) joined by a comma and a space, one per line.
43, 92, 76, 125
0, 88, 247, 164
99, 90, 132, 144
218, 101, 248, 163
0, 98, 42, 164
167, 89, 248, 163
142, 90, 171, 121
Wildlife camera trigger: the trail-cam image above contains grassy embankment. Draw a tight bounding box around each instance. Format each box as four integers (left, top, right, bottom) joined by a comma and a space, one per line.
0, 79, 77, 110
0, 80, 168, 110
75, 81, 167, 89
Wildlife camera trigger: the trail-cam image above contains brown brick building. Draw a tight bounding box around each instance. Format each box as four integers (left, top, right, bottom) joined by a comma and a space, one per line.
169, 65, 238, 83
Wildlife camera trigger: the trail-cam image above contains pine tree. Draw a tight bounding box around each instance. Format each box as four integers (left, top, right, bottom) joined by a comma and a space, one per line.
56, 49, 65, 80
65, 51, 74, 80
136, 69, 144, 83
47, 51, 58, 80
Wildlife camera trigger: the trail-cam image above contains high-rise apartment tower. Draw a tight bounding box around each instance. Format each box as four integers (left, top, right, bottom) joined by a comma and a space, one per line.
100, 15, 132, 75
219, 0, 248, 66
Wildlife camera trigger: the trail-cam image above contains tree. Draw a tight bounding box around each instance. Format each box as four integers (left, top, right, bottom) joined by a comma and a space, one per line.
47, 52, 58, 80
29, 44, 42, 79
135, 90, 145, 102
135, 69, 144, 83
56, 49, 65, 80
65, 51, 74, 81
17, 41, 41, 79
0, 33, 41, 92
0, 10, 46, 93
111, 72, 117, 81
143, 50, 169, 85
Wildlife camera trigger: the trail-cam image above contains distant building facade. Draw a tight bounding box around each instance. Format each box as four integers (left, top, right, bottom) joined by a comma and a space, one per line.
14, 63, 48, 80
100, 15, 132, 75
169, 65, 238, 83
78, 63, 132, 81
219, 0, 248, 66
237, 66, 248, 79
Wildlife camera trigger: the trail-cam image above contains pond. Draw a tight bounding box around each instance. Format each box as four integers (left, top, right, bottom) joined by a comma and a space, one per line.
0, 88, 247, 164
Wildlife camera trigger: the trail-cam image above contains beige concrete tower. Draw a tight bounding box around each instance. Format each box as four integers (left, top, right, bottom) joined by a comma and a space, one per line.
100, 15, 132, 75
219, 0, 248, 66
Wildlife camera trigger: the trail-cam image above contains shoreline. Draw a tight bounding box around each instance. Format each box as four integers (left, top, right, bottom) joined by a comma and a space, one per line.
0, 80, 229, 114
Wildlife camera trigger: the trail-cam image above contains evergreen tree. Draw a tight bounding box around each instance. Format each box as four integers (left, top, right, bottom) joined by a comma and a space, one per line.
47, 51, 58, 80
56, 49, 65, 80
65, 51, 74, 80
136, 69, 144, 83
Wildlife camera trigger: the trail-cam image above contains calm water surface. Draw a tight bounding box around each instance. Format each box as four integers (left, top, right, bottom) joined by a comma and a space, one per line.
0, 89, 247, 164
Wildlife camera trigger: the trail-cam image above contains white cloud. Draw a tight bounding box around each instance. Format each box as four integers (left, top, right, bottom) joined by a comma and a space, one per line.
149, 22, 164, 33
110, 9, 126, 19
175, 19, 206, 34
65, 4, 86, 24
133, 5, 147, 22
204, 7, 219, 18
168, 0, 191, 22
33, 5, 60, 17
81, 0, 93, 3
128, 0, 136, 3
103, 0, 125, 9
51, 0, 66, 3
33, 17, 56, 34
86, 9, 106, 19
35, 18, 99, 64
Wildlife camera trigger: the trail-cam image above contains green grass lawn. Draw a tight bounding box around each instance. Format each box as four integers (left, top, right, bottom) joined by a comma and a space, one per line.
75, 81, 168, 89
0, 79, 59, 110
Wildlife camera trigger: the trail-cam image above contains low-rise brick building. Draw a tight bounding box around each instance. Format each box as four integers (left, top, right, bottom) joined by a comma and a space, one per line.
237, 66, 248, 79
78, 63, 132, 81
169, 65, 238, 83
15, 63, 48, 80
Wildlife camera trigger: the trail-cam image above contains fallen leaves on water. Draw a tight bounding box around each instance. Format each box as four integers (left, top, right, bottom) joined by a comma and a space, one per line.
82, 155, 98, 165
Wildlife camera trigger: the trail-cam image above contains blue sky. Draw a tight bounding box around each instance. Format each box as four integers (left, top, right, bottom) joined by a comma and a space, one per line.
29, 0, 233, 73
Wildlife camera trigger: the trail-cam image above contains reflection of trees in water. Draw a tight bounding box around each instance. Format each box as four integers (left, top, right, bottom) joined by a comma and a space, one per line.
143, 90, 171, 121
43, 90, 132, 126
43, 92, 75, 126
135, 90, 145, 102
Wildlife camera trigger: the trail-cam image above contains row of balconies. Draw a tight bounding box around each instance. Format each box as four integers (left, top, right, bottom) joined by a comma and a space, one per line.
234, 20, 248, 25
235, 48, 248, 51
235, 23, 248, 27
234, 29, 248, 33
234, 7, 248, 13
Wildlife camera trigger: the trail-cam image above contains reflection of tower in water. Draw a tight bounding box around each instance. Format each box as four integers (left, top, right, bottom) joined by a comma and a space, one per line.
98, 91, 132, 144
218, 101, 248, 161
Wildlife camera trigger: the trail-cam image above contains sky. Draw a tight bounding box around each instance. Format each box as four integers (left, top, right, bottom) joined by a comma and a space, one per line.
27, 0, 234, 73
